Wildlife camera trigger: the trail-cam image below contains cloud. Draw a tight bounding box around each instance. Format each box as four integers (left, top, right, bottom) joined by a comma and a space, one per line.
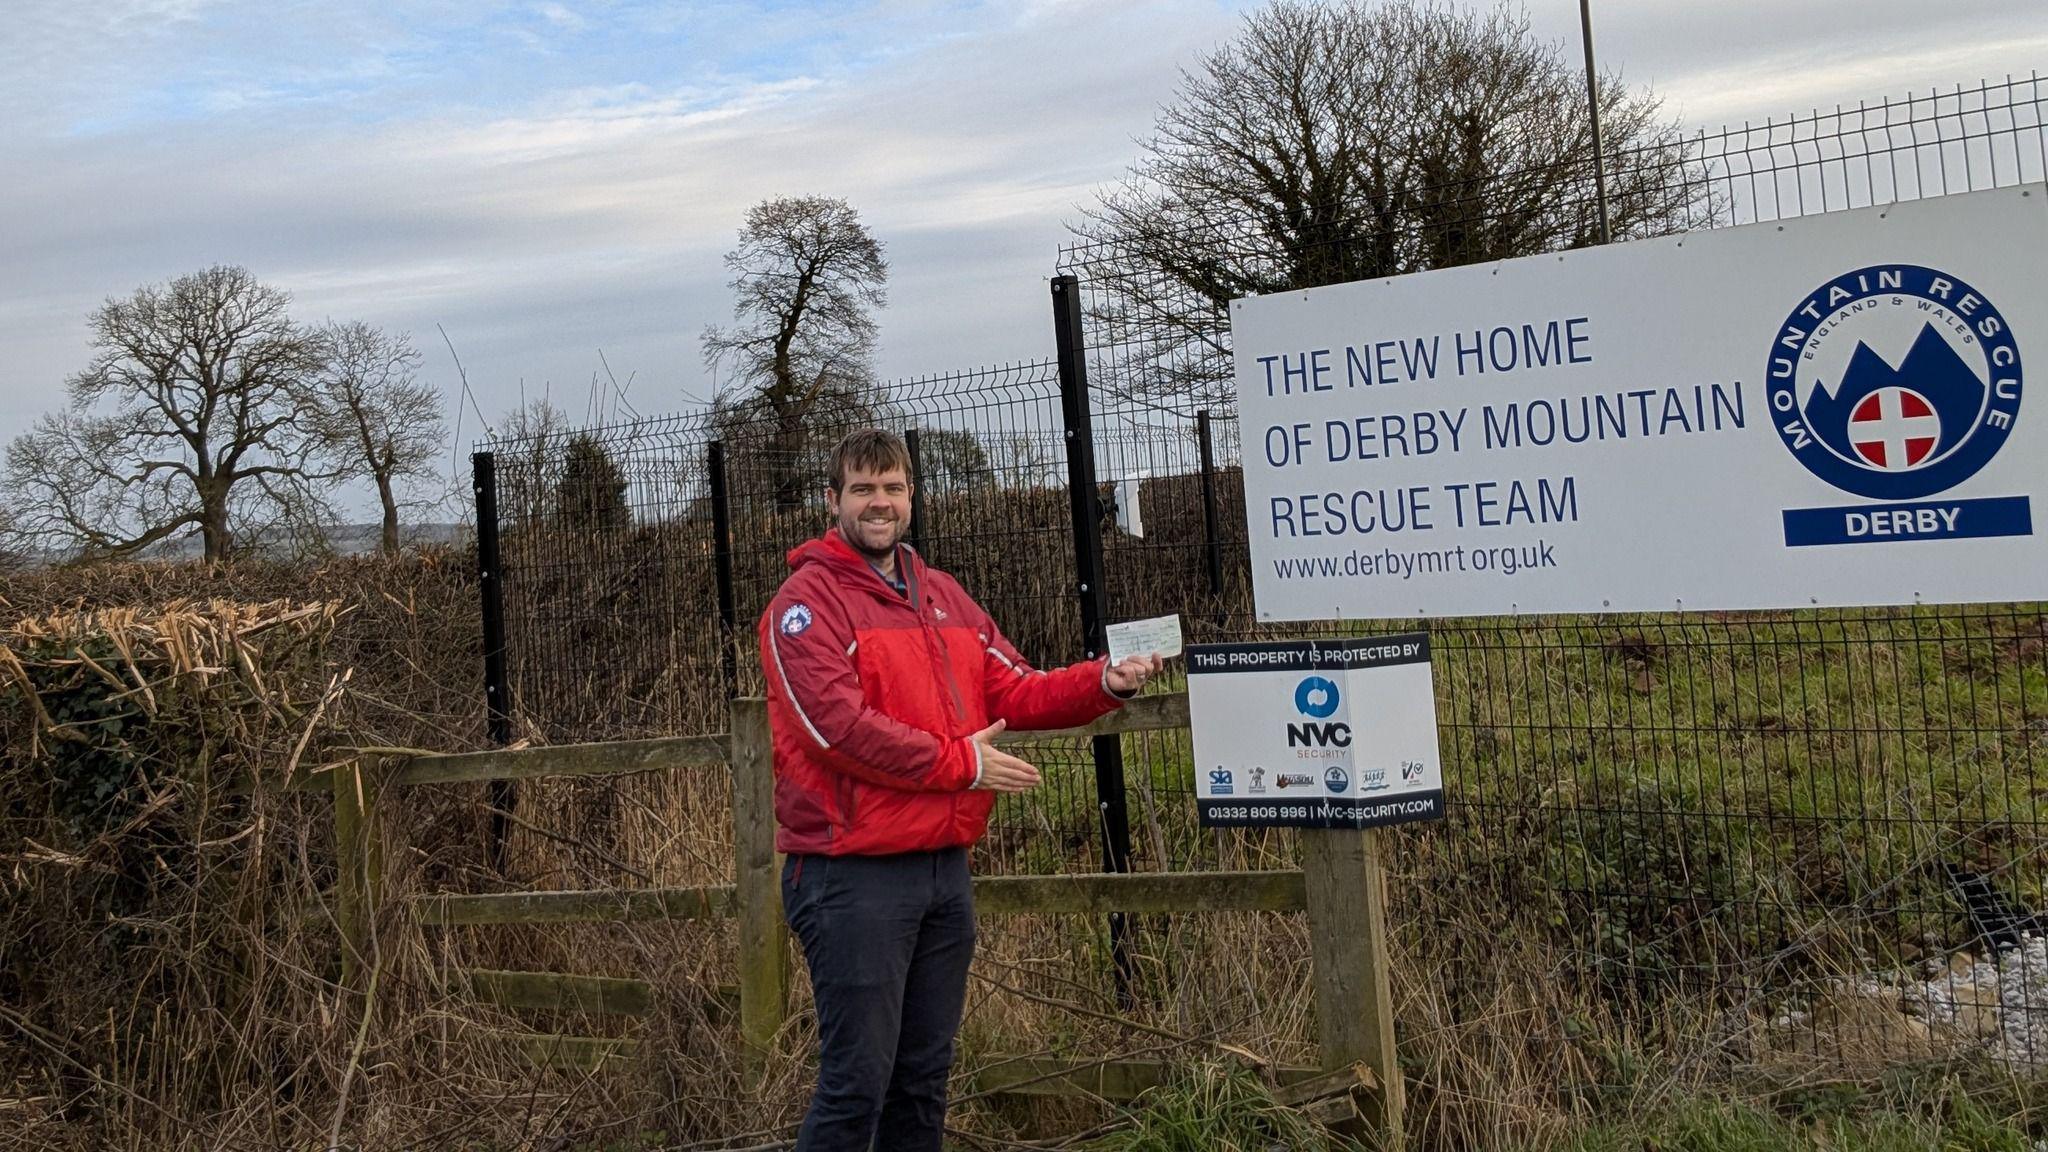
0, 3, 1249, 475
1520, 0, 2047, 126
0, 0, 2036, 528
535, 2, 586, 33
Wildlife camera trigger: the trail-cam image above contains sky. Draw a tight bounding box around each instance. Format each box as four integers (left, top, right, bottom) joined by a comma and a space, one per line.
2, 0, 2043, 517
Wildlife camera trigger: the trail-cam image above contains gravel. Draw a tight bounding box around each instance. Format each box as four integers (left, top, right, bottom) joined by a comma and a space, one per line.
1905, 934, 2048, 1066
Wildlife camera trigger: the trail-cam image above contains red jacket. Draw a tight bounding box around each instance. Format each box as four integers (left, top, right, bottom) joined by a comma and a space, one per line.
759, 530, 1124, 855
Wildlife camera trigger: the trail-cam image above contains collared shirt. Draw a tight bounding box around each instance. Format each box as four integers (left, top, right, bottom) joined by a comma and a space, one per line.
868, 554, 907, 597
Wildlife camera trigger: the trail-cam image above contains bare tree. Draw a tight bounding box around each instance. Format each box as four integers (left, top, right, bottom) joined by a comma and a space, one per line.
4, 266, 331, 561
0, 503, 31, 573
913, 428, 993, 496
309, 321, 446, 554
492, 395, 570, 527
499, 394, 568, 444
702, 196, 889, 510
555, 433, 632, 530
1067, 0, 1701, 404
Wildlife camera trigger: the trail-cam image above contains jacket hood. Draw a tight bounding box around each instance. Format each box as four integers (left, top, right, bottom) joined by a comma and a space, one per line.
787, 528, 926, 589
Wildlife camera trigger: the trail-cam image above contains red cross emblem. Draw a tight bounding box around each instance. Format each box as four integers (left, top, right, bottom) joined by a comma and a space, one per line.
1848, 386, 1940, 470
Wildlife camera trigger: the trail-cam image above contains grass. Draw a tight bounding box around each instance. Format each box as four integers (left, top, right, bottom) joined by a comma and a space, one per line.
996, 605, 2048, 979
9, 552, 2048, 1150
1552, 1090, 2038, 1152
1062, 1062, 1364, 1152
1040, 1063, 2045, 1152
958, 604, 2048, 1150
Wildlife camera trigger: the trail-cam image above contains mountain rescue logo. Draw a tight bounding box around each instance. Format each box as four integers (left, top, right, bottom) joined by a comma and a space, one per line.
779, 604, 814, 635
1769, 264, 2030, 546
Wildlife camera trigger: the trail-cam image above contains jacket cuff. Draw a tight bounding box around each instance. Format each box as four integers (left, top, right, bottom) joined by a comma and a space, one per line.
970, 738, 984, 788
1101, 658, 1137, 702
935, 735, 979, 792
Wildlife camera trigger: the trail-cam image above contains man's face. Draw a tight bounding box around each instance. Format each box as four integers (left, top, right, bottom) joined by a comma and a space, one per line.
828, 463, 911, 559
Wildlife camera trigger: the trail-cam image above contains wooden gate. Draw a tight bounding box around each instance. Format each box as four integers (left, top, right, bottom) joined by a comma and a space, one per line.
329, 694, 1405, 1145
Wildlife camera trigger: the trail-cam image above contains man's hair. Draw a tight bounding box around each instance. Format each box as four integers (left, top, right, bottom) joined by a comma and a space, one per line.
827, 428, 913, 491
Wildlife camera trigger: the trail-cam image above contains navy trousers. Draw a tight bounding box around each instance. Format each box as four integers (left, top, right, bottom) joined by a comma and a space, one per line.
781, 847, 977, 1152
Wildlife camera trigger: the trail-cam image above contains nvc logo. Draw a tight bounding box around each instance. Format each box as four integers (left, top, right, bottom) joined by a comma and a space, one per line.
1287, 675, 1351, 748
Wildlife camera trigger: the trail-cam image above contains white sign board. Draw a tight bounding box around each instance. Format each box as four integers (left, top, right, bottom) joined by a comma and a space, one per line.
1188, 635, 1443, 829
1231, 185, 2047, 619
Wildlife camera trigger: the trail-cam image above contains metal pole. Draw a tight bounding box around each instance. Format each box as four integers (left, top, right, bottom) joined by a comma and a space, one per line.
904, 427, 929, 557
1196, 410, 1224, 601
1579, 0, 1613, 244
1051, 274, 1138, 1010
471, 451, 514, 873
707, 441, 740, 699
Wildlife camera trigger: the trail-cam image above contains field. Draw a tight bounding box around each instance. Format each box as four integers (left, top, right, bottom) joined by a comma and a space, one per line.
1, 549, 2044, 1149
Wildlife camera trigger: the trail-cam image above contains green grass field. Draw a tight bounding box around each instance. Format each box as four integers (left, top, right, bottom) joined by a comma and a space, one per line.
1015, 606, 2048, 945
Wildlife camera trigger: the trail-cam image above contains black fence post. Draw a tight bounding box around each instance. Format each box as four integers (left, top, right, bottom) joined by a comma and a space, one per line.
1051, 274, 1137, 1009
472, 451, 515, 874
1197, 409, 1224, 603
708, 441, 740, 699
904, 427, 929, 557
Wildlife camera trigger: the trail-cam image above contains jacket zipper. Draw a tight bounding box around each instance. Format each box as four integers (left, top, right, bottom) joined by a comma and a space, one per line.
908, 556, 969, 726
845, 543, 972, 817
860, 546, 967, 727
899, 551, 969, 826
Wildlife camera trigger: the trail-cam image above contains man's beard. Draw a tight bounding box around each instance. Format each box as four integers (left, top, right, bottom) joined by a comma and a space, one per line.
837, 511, 902, 560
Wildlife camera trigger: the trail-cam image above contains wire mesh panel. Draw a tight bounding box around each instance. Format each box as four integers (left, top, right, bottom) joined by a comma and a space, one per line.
478, 362, 1119, 873
1055, 75, 2048, 1067
487, 411, 727, 743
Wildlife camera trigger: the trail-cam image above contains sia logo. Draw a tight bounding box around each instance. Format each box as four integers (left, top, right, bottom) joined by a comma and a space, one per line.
1769, 264, 2021, 501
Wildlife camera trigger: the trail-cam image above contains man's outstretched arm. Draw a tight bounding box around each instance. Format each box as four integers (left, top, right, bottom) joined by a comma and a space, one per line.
976, 609, 1157, 731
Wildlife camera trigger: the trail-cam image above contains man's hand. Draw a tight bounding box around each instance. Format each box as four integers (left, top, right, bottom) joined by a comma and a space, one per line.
969, 719, 1041, 792
1105, 653, 1164, 696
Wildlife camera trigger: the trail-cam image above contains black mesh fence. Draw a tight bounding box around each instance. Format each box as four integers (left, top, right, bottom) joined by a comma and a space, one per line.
482, 361, 1130, 874
479, 75, 2048, 1067
1054, 74, 2048, 1063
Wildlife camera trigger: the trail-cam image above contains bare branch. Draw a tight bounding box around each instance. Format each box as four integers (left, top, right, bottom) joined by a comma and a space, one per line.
303, 322, 446, 553
701, 195, 892, 510
1064, 0, 1704, 405
4, 265, 333, 560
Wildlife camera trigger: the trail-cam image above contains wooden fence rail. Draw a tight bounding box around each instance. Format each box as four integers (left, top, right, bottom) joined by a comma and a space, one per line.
332, 692, 1405, 1146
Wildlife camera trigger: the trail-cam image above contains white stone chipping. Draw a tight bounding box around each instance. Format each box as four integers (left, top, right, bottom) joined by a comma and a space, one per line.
1903, 935, 2048, 1066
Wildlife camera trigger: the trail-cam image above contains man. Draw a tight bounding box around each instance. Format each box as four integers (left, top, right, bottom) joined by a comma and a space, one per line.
760, 428, 1161, 1151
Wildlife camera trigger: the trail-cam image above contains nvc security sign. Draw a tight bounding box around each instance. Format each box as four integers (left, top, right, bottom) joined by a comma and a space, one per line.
1187, 635, 1444, 830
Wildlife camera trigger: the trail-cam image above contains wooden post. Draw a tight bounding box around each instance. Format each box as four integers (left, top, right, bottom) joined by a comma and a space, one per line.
730, 697, 790, 1087
1300, 827, 1404, 1147
334, 754, 386, 992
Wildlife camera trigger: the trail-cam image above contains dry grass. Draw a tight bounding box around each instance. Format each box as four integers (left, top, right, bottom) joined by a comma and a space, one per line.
0, 580, 1603, 1150
2, 543, 2043, 1150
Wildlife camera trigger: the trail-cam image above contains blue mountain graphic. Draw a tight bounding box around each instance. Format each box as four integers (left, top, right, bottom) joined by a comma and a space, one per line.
1804, 322, 1983, 466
